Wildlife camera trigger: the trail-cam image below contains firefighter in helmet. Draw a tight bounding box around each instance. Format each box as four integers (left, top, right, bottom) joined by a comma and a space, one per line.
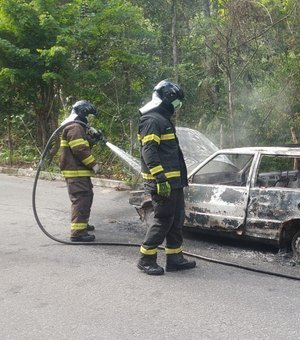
60, 100, 103, 242
137, 80, 196, 275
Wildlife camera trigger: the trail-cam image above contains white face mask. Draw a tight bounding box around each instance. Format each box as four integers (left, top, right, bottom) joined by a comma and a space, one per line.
171, 99, 182, 111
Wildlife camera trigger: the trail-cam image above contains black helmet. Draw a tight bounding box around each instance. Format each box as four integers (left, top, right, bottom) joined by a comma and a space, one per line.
72, 100, 98, 117
153, 80, 184, 103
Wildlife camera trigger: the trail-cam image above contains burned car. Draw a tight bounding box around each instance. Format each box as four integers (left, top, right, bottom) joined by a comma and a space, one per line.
130, 145, 300, 258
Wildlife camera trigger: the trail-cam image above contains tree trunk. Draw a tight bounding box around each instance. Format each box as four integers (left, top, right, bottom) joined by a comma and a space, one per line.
36, 109, 48, 149
220, 124, 223, 149
7, 114, 13, 166
203, 0, 211, 17
129, 119, 134, 156
290, 127, 299, 170
35, 89, 60, 165
226, 72, 235, 147
171, 0, 178, 84
171, 0, 181, 124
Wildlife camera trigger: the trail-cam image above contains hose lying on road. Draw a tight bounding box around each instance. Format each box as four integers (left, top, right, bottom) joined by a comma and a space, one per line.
32, 122, 300, 282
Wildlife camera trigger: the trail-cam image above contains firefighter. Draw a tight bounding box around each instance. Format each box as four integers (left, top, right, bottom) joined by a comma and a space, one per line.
137, 80, 196, 275
60, 100, 103, 242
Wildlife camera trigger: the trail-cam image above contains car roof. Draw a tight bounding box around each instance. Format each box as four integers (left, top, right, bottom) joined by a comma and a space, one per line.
218, 146, 300, 156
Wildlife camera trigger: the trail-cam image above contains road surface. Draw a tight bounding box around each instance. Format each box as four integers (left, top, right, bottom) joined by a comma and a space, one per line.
1, 173, 300, 339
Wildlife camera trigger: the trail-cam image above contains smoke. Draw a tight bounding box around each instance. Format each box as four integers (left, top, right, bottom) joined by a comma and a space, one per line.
235, 82, 297, 147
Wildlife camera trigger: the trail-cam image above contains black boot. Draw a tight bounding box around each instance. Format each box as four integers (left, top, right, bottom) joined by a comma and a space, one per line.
137, 255, 164, 276
166, 252, 196, 272
70, 231, 95, 242
87, 224, 95, 231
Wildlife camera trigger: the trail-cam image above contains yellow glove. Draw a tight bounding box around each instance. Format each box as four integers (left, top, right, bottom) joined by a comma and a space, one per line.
156, 181, 171, 197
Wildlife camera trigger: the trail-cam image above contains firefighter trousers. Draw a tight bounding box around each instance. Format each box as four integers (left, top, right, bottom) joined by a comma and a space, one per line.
141, 188, 185, 253
66, 177, 94, 236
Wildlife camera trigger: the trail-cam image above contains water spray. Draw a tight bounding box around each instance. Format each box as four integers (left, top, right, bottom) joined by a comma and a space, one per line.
105, 142, 140, 174
87, 126, 140, 174
31, 121, 300, 281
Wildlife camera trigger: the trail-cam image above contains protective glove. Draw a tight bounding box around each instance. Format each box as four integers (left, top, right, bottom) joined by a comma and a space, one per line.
156, 181, 171, 197
93, 164, 100, 174
89, 127, 107, 143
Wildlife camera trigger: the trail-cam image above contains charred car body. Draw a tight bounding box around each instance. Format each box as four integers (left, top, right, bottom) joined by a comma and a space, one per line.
130, 145, 300, 258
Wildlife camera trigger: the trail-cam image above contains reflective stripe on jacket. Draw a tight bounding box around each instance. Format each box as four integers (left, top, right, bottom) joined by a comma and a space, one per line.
60, 122, 96, 178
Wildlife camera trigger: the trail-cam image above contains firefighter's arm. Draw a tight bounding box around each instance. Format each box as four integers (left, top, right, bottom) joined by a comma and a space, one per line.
66, 124, 98, 170
87, 127, 107, 144
140, 120, 171, 197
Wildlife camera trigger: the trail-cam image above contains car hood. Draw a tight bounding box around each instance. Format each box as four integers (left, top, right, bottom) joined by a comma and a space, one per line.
176, 127, 218, 172
111, 127, 218, 175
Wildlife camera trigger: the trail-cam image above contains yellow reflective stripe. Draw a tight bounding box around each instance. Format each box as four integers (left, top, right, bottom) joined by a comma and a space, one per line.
142, 173, 155, 180
142, 171, 181, 180
165, 171, 180, 179
60, 139, 69, 147
82, 155, 95, 166
165, 247, 183, 255
149, 165, 164, 175
71, 222, 87, 230
161, 133, 175, 141
69, 138, 89, 148
137, 133, 141, 141
61, 170, 94, 178
140, 246, 157, 255
141, 134, 161, 145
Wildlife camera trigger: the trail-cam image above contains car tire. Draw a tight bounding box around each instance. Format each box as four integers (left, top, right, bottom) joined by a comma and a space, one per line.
291, 231, 300, 259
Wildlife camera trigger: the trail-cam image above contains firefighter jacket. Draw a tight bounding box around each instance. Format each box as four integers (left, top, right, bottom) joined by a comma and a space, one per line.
138, 105, 188, 193
60, 122, 97, 178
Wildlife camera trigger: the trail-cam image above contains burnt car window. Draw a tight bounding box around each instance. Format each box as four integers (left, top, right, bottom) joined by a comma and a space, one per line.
256, 155, 300, 188
192, 153, 253, 186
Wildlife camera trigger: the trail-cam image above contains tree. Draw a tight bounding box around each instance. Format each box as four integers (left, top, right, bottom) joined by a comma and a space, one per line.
186, 0, 297, 147
62, 0, 157, 149
0, 0, 74, 150
1, 0, 300, 173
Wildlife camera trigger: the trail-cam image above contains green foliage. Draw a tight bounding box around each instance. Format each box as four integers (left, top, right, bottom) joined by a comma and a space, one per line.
0, 0, 300, 178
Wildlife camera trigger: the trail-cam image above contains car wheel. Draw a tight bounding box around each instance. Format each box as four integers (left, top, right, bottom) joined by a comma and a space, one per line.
291, 231, 300, 258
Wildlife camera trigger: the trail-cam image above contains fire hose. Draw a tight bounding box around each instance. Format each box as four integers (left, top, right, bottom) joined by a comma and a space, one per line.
32, 121, 300, 281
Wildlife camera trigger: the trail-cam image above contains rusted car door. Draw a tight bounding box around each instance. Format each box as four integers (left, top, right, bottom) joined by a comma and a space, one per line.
184, 153, 255, 234
245, 153, 300, 242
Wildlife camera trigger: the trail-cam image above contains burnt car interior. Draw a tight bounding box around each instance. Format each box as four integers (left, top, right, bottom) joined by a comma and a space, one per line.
256, 155, 300, 188
191, 154, 254, 186
191, 153, 300, 188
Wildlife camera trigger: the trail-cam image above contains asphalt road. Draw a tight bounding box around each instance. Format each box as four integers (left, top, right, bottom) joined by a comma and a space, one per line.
1, 173, 300, 340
